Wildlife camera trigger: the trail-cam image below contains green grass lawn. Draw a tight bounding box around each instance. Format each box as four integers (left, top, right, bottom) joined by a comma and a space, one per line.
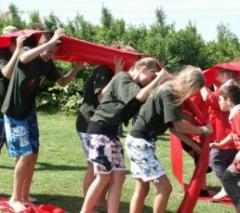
0, 113, 235, 213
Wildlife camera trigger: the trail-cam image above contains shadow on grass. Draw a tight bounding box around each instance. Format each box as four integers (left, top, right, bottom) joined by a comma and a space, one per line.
0, 193, 175, 213
0, 165, 14, 170
207, 185, 221, 194
23, 194, 159, 213
0, 162, 87, 172
35, 162, 87, 171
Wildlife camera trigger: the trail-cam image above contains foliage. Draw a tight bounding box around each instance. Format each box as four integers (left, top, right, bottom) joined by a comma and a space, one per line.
1, 4, 240, 112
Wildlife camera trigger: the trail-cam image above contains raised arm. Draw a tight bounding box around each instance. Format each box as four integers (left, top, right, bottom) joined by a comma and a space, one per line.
136, 69, 173, 102
98, 57, 126, 101
1, 36, 26, 79
20, 29, 64, 64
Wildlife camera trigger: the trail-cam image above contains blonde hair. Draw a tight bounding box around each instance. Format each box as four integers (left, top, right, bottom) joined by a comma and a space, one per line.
2, 26, 17, 35
132, 57, 161, 71
170, 65, 205, 105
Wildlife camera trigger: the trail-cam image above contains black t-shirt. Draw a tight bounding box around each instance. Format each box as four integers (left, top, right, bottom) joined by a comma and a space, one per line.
2, 47, 61, 119
87, 72, 142, 136
76, 65, 114, 132
0, 48, 12, 118
130, 82, 182, 140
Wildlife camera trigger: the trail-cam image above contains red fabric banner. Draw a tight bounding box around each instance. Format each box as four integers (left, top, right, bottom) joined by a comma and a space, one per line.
203, 61, 240, 87
0, 30, 141, 71
171, 61, 240, 212
0, 198, 66, 213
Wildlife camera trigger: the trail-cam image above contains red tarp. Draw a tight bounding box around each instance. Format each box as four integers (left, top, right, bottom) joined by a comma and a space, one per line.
0, 30, 141, 71
203, 61, 240, 87
0, 198, 66, 213
171, 62, 240, 212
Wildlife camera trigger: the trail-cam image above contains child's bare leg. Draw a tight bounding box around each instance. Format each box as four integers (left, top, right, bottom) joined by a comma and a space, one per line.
107, 171, 125, 213
80, 173, 111, 213
222, 153, 240, 210
236, 203, 240, 213
129, 178, 150, 213
83, 162, 107, 210
83, 162, 95, 196
152, 175, 172, 213
9, 155, 34, 212
21, 154, 37, 203
96, 183, 108, 208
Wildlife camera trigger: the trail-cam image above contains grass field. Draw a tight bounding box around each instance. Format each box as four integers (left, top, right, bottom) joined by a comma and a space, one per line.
0, 113, 235, 213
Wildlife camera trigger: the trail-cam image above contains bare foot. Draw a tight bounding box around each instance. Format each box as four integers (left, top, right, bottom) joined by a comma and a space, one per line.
22, 196, 38, 203
8, 199, 26, 212
213, 188, 227, 200
22, 200, 36, 208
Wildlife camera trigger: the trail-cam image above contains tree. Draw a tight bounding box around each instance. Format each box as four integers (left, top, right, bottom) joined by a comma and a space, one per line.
155, 7, 166, 26
28, 11, 43, 29
165, 22, 208, 71
0, 3, 26, 30
204, 23, 240, 65
43, 12, 64, 31
100, 6, 113, 29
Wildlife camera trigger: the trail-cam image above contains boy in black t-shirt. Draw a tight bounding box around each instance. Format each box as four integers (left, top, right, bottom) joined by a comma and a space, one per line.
0, 26, 26, 151
2, 29, 85, 212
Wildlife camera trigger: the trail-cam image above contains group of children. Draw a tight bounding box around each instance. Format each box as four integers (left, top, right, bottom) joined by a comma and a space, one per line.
1, 25, 240, 213
76, 57, 213, 212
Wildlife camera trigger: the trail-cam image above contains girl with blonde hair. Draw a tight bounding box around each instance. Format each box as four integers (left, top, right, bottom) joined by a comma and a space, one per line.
125, 65, 213, 213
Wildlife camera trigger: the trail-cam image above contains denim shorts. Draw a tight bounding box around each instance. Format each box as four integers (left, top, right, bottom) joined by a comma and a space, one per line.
4, 113, 39, 157
0, 118, 6, 150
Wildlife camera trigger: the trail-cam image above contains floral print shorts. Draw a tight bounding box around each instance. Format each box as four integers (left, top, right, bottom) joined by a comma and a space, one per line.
125, 134, 165, 182
89, 134, 125, 174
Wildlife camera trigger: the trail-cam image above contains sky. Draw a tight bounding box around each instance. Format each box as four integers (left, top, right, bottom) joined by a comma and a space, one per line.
1, 0, 240, 41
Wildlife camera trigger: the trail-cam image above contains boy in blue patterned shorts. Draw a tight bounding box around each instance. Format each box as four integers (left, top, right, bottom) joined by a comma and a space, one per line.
0, 26, 26, 152
2, 29, 85, 212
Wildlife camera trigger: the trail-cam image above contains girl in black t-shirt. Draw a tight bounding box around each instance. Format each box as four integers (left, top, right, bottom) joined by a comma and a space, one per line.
126, 65, 213, 213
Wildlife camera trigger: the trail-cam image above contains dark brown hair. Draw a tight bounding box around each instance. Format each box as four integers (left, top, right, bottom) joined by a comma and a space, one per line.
38, 31, 54, 45
219, 85, 240, 105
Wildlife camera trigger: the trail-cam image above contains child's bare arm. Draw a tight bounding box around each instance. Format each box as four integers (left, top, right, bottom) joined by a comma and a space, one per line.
97, 57, 126, 101
1, 36, 26, 78
20, 29, 64, 64
173, 120, 213, 136
136, 69, 172, 102
56, 62, 85, 87
210, 135, 232, 149
170, 128, 201, 155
